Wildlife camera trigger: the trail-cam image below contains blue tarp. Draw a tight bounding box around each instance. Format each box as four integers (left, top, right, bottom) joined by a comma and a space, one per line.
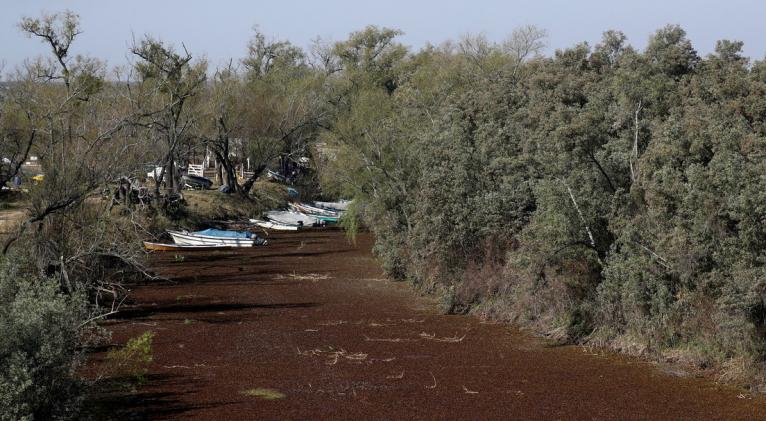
193, 229, 252, 239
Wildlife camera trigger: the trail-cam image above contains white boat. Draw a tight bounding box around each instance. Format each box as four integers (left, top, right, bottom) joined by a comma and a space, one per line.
265, 210, 320, 227
143, 241, 232, 251
289, 202, 341, 218
249, 219, 300, 231
167, 229, 263, 247
314, 200, 352, 211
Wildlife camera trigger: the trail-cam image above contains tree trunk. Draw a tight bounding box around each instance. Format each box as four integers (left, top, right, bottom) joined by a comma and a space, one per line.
213, 150, 240, 193
167, 158, 177, 194
240, 164, 268, 195
225, 164, 238, 191
215, 160, 223, 186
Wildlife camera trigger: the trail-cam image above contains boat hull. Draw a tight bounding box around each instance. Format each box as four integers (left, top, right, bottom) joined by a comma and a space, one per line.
309, 214, 340, 223
168, 230, 257, 247
249, 219, 300, 231
289, 202, 340, 218
143, 241, 232, 251
313, 200, 351, 211
265, 210, 319, 227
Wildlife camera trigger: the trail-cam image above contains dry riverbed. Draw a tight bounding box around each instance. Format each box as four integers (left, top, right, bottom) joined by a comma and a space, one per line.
91, 230, 766, 420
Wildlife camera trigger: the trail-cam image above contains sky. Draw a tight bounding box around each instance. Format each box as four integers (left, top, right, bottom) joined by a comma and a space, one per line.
1, 0, 765, 73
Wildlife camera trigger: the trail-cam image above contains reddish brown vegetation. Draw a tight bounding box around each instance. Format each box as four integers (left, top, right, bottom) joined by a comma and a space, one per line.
90, 231, 765, 420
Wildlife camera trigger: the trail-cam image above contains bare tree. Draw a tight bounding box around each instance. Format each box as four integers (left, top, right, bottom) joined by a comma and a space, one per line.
502, 24, 548, 63
4, 11, 151, 307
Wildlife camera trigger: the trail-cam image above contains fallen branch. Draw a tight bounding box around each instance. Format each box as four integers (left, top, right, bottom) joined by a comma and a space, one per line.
419, 332, 467, 343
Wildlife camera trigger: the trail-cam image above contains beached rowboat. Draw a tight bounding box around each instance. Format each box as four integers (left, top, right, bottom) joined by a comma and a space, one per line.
249, 219, 300, 231
289, 202, 341, 218
265, 210, 320, 227
313, 200, 352, 211
143, 241, 232, 251
308, 214, 340, 223
168, 229, 266, 247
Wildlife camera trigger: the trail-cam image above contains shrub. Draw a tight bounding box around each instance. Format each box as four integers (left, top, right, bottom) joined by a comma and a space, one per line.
0, 254, 87, 421
105, 331, 155, 386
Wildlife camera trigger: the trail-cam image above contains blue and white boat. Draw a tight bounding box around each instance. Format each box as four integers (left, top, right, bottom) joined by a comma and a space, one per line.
168, 229, 267, 247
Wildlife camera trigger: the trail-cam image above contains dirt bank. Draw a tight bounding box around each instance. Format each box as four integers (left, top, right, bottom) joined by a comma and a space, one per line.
92, 230, 766, 420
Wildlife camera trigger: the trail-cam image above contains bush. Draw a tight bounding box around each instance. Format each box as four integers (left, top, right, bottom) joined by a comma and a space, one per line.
0, 254, 87, 421
320, 24, 766, 386
105, 331, 154, 386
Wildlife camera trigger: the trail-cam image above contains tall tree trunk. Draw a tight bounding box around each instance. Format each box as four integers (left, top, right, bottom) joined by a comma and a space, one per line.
215, 160, 223, 186
225, 164, 238, 191
213, 150, 240, 193
167, 158, 176, 194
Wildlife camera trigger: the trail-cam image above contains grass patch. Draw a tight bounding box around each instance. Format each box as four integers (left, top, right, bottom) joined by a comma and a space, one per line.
182, 182, 286, 224
240, 388, 286, 400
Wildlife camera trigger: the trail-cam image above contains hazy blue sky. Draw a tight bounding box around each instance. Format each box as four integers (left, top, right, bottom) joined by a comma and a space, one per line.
2, 0, 764, 72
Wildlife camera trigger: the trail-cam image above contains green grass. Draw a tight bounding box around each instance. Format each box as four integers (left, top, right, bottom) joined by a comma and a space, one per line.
240, 388, 286, 400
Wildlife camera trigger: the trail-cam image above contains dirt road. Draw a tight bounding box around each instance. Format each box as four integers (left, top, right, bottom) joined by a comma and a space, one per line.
96, 230, 766, 420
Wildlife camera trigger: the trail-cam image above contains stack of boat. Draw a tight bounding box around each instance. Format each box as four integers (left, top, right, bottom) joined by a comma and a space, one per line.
143, 228, 267, 251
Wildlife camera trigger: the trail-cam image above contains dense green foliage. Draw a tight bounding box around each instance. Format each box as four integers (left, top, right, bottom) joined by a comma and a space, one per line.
321, 26, 766, 384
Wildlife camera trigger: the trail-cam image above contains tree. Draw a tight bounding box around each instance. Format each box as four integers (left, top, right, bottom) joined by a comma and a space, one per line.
130, 36, 206, 196
243, 26, 307, 80
0, 87, 35, 188
202, 65, 245, 192
645, 24, 699, 79
6, 11, 135, 254
1, 11, 155, 418
238, 29, 324, 194
332, 26, 407, 94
